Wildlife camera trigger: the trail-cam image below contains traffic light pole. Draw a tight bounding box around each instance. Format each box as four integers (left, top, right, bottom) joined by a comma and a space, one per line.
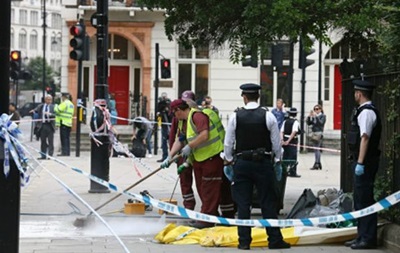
0, 1, 20, 252
153, 43, 159, 155
90, 0, 110, 193
299, 38, 306, 152
42, 0, 47, 102
75, 18, 85, 157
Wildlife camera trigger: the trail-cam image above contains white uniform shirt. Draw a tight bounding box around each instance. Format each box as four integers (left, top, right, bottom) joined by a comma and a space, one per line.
357, 101, 377, 137
280, 116, 300, 136
224, 102, 281, 162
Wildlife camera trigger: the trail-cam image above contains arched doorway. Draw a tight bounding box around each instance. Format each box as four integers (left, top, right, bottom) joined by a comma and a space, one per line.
84, 34, 143, 125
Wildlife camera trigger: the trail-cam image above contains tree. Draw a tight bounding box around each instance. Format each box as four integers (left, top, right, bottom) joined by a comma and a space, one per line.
22, 57, 55, 90
138, 0, 343, 61
138, 0, 399, 68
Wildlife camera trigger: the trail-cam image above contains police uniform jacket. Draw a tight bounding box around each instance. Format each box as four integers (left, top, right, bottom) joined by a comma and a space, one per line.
224, 101, 281, 162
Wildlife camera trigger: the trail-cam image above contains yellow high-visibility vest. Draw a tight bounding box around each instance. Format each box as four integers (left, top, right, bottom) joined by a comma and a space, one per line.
55, 99, 74, 127
186, 108, 224, 162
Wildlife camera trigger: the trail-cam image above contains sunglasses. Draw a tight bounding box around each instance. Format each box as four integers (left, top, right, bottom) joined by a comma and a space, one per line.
314, 108, 321, 111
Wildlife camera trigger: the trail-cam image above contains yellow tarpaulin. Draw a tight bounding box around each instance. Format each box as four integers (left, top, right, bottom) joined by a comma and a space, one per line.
154, 223, 357, 247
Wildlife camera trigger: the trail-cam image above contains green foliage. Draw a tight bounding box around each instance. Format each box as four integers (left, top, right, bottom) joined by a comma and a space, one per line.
374, 77, 400, 222
138, 0, 400, 66
22, 57, 55, 91
138, 0, 339, 61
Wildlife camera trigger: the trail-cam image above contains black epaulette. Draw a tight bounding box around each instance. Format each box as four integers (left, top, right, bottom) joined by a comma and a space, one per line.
234, 107, 244, 112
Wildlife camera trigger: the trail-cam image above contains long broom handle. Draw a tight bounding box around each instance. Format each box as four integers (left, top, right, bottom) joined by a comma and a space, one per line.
91, 154, 181, 213
92, 167, 162, 212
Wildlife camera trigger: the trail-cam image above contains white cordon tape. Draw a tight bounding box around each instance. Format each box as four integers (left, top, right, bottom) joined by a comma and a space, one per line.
69, 165, 400, 227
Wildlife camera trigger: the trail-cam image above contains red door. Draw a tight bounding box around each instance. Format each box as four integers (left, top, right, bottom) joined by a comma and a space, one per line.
333, 65, 342, 130
94, 66, 130, 125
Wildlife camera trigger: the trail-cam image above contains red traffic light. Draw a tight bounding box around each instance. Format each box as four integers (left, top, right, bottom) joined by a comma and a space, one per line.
70, 25, 84, 36
163, 60, 170, 68
10, 50, 21, 61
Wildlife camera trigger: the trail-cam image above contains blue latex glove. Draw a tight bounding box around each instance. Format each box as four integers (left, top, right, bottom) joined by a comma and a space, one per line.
223, 165, 234, 182
160, 155, 172, 169
274, 162, 282, 181
181, 145, 192, 158
355, 163, 365, 176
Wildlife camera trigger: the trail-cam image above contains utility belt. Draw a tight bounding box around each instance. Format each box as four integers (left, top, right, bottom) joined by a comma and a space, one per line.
236, 148, 271, 162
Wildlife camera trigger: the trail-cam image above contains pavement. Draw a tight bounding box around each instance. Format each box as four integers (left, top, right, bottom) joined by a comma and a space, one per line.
15, 119, 395, 253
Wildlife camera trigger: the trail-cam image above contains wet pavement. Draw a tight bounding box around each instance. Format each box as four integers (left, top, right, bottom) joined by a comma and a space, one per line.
16, 118, 394, 253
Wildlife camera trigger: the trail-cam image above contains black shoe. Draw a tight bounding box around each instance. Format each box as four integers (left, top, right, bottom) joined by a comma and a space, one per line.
37, 157, 46, 160
344, 238, 359, 247
350, 240, 376, 249
310, 163, 319, 170
156, 159, 164, 162
57, 154, 67, 157
237, 244, 250, 250
288, 173, 301, 178
269, 240, 291, 249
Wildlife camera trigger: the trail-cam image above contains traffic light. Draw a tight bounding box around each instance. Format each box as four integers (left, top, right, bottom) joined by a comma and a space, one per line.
160, 59, 171, 79
242, 46, 258, 68
299, 37, 315, 69
10, 50, 21, 80
271, 44, 283, 70
69, 22, 87, 61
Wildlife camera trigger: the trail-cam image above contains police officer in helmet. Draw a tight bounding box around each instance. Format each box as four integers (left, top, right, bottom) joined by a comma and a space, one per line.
223, 83, 291, 250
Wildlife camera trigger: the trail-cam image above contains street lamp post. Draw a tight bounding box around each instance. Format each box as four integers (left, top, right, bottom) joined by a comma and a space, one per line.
42, 0, 46, 101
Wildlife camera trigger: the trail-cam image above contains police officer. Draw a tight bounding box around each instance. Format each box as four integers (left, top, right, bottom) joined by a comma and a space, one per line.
223, 83, 290, 250
55, 93, 74, 156
344, 80, 381, 250
280, 108, 301, 177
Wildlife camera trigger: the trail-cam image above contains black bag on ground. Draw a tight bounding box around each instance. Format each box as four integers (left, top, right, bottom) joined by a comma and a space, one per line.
130, 138, 146, 158
286, 188, 317, 219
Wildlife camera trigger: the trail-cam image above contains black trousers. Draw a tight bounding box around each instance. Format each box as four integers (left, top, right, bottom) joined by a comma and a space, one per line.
232, 158, 283, 246
353, 157, 379, 244
40, 123, 54, 157
60, 125, 71, 156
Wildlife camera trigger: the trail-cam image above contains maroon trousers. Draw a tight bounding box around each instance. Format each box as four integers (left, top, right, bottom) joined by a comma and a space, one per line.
177, 157, 196, 210
193, 154, 235, 218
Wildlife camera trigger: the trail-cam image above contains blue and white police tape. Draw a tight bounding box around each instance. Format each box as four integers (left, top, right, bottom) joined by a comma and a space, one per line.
68, 163, 400, 227
111, 137, 176, 182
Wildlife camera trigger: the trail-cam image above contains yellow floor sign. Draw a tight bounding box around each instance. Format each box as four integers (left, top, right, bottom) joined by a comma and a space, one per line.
154, 223, 357, 247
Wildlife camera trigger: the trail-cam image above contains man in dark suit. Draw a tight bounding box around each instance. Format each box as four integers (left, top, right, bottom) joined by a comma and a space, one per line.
30, 95, 56, 159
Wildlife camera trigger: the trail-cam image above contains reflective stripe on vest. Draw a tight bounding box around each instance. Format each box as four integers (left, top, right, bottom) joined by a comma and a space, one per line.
186, 108, 224, 162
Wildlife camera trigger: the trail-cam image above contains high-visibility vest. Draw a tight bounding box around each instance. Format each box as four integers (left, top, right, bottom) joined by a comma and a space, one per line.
55, 99, 74, 127
186, 108, 224, 162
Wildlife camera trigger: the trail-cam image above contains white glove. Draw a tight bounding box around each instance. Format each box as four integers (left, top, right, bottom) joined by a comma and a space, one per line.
181, 145, 192, 158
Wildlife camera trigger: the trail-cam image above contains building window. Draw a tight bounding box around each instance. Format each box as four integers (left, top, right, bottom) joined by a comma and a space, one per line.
113, 35, 128, 59
11, 9, 15, 24
51, 13, 62, 29
10, 30, 14, 48
19, 10, 28, 25
324, 66, 330, 101
134, 46, 141, 60
31, 11, 38, 26
177, 44, 209, 103
19, 30, 27, 49
30, 31, 38, 50
108, 34, 128, 60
